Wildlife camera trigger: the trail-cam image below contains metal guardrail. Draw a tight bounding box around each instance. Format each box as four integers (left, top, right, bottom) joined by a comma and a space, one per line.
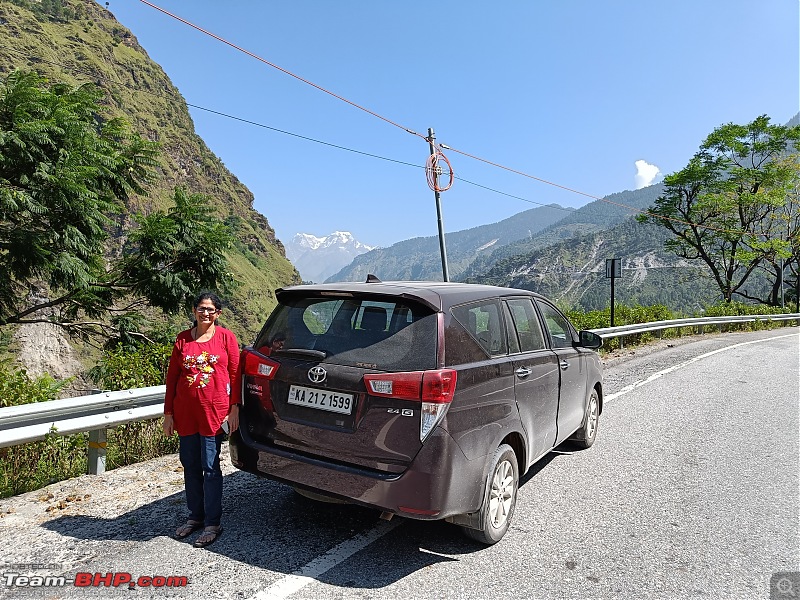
0, 386, 166, 474
589, 313, 800, 339
0, 313, 797, 473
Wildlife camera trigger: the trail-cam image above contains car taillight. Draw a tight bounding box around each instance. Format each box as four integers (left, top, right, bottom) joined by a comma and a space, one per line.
364, 369, 457, 441
242, 348, 280, 380
421, 369, 457, 403
241, 348, 278, 411
365, 372, 423, 400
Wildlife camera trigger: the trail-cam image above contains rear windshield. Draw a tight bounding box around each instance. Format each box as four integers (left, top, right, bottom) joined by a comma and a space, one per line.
255, 295, 438, 372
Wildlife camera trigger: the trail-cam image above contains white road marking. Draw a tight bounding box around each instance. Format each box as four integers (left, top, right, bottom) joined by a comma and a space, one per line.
251, 519, 402, 600
604, 332, 799, 404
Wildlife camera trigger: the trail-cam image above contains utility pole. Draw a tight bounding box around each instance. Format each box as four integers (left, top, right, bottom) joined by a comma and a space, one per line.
428, 127, 450, 282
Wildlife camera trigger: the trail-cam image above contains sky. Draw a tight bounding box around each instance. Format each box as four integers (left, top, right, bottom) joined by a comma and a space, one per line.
99, 1, 799, 249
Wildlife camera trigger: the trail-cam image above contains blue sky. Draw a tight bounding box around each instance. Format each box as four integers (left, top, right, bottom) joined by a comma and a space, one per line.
101, 1, 799, 249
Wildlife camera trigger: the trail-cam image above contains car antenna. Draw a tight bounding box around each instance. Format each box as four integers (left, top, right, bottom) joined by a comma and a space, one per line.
365, 274, 382, 283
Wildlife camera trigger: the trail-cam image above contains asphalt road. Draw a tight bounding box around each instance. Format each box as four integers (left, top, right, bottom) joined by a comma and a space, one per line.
2, 328, 798, 600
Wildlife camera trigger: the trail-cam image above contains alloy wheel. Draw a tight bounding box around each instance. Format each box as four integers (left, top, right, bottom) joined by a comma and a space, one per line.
488, 459, 515, 528
586, 392, 598, 440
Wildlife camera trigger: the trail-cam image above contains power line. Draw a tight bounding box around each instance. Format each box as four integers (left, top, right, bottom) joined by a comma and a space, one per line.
453, 175, 573, 211
5, 49, 422, 169
138, 0, 427, 142
134, 2, 637, 211
184, 104, 422, 170
136, 0, 768, 237
5, 48, 575, 215
7, 44, 792, 238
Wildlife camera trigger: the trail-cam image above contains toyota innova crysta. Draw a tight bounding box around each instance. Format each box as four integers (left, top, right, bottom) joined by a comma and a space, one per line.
229, 280, 603, 544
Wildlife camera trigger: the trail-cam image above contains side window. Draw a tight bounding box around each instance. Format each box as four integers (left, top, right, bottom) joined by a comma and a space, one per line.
535, 301, 574, 349
354, 301, 394, 332
451, 299, 507, 357
303, 299, 345, 334
507, 298, 546, 352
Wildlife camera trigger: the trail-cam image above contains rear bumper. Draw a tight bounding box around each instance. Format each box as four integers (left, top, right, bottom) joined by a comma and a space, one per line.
229, 426, 484, 520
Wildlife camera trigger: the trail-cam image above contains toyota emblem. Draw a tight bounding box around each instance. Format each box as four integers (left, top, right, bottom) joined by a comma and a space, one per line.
308, 366, 327, 384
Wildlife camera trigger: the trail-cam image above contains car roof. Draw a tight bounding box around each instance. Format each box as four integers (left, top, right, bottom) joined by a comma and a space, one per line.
275, 280, 547, 312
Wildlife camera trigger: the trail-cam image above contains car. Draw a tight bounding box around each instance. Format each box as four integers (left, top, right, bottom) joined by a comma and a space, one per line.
229, 278, 603, 544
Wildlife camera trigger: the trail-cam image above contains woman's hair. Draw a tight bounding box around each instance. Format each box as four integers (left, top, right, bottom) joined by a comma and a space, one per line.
193, 291, 223, 311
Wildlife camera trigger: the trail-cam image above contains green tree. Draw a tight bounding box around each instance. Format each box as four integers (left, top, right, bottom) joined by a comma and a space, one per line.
639, 115, 800, 304
753, 156, 800, 306
0, 70, 234, 342
112, 186, 236, 334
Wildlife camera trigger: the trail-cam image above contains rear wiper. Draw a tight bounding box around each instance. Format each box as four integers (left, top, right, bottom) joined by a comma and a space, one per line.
273, 348, 327, 360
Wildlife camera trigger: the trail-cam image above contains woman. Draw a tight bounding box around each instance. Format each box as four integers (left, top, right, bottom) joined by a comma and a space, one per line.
163, 292, 240, 548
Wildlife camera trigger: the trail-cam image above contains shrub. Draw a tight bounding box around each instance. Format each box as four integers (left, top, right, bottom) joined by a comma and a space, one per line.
0, 364, 69, 408
1, 342, 179, 498
90, 343, 179, 468
565, 301, 796, 352
566, 304, 676, 350
89, 343, 172, 390
0, 366, 83, 498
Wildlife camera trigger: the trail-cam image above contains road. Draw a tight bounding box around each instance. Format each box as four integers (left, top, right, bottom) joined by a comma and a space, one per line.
1, 328, 798, 599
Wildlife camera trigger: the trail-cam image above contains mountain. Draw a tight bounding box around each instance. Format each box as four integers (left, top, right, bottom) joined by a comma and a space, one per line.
326, 204, 571, 283
0, 0, 300, 373
285, 232, 375, 283
471, 217, 721, 313
459, 184, 665, 280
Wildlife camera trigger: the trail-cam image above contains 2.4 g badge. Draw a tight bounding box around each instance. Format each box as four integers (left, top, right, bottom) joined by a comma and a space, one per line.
387, 408, 414, 416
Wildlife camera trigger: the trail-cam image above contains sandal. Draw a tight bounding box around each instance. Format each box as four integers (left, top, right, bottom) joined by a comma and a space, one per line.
193, 526, 223, 548
175, 520, 203, 539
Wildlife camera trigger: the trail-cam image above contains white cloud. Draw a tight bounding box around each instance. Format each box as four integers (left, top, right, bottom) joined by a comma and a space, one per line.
634, 160, 661, 189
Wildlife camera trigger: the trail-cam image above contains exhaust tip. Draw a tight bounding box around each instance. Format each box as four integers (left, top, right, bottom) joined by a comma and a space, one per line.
379, 511, 394, 521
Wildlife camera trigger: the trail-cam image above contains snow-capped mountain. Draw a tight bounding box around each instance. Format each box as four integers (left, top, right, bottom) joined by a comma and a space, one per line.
285, 231, 376, 283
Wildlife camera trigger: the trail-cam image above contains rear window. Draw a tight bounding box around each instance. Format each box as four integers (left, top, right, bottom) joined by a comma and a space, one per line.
255, 295, 438, 371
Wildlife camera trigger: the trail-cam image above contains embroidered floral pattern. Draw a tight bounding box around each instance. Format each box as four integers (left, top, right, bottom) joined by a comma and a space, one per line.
183, 351, 220, 388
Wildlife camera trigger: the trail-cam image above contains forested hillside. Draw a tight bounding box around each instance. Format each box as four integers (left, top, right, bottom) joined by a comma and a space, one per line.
0, 0, 299, 345
460, 184, 665, 280
469, 217, 722, 312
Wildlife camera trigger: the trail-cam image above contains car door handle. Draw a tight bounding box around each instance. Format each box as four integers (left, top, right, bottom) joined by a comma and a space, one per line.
559, 360, 569, 370
515, 367, 532, 378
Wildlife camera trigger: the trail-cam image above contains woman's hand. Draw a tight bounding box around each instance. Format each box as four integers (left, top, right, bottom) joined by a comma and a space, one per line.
228, 404, 240, 434
163, 414, 175, 437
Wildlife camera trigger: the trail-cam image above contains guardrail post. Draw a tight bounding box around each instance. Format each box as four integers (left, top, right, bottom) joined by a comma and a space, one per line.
87, 390, 107, 475
88, 428, 107, 475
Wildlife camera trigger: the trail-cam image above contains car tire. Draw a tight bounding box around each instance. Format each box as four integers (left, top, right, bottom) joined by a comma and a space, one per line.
462, 443, 518, 545
571, 387, 600, 449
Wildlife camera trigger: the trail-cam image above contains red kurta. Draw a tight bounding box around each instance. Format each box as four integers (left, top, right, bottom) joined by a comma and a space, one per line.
164, 327, 240, 437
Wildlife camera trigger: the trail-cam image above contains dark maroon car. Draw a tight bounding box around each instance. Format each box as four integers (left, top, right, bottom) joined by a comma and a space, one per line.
229, 280, 603, 543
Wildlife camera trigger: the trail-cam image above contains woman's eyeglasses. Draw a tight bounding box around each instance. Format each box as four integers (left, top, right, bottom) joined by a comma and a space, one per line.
196, 307, 219, 314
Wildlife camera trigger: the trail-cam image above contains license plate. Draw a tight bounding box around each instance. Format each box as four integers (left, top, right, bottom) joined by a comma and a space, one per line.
287, 385, 354, 415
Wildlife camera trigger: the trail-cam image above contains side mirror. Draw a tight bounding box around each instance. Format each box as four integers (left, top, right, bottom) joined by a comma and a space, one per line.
579, 330, 603, 349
